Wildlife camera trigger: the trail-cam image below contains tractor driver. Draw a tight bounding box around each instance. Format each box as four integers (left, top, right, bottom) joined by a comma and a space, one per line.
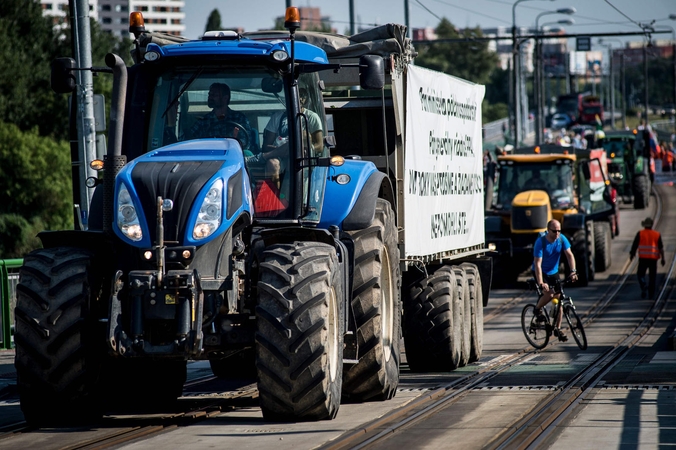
523, 169, 548, 191
189, 83, 259, 153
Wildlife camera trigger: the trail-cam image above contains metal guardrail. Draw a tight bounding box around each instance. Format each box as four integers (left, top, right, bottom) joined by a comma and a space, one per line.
0, 259, 22, 350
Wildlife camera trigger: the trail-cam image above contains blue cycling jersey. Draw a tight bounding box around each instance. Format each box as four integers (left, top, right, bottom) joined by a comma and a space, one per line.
533, 233, 570, 276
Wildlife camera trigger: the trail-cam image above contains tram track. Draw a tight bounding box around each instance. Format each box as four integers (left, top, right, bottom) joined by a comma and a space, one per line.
318, 187, 674, 450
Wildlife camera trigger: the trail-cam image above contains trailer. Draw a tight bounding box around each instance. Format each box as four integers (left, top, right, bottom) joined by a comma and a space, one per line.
250, 24, 494, 372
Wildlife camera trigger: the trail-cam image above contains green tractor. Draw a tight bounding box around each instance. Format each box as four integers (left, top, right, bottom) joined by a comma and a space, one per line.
598, 129, 652, 209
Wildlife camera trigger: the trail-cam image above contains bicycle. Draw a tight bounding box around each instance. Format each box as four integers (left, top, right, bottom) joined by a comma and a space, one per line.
521, 277, 587, 350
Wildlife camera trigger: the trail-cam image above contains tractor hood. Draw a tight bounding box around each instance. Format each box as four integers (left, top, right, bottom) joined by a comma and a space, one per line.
113, 139, 252, 247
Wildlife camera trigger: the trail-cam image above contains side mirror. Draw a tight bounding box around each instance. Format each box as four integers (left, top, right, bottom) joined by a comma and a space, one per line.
261, 77, 283, 93
51, 58, 77, 94
359, 55, 384, 90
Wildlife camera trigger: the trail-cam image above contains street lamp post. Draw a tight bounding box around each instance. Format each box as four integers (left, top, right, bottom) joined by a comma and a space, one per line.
512, 0, 554, 147
599, 37, 624, 130
598, 41, 614, 129
538, 20, 574, 142
533, 8, 575, 144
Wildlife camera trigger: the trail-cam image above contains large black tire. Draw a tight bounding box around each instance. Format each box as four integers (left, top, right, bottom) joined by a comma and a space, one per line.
633, 173, 650, 209
570, 227, 594, 287
403, 266, 462, 372
585, 221, 596, 282
256, 242, 344, 421
14, 248, 103, 427
594, 221, 612, 273
452, 266, 472, 367
342, 199, 401, 402
461, 263, 484, 363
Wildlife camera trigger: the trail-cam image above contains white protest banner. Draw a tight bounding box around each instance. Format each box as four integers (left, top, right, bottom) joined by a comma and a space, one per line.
404, 65, 486, 257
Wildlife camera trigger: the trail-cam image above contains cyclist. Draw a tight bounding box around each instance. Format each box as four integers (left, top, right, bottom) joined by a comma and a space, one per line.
532, 219, 579, 341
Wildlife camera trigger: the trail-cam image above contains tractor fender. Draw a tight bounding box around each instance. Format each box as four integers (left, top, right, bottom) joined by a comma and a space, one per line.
318, 161, 393, 231
561, 213, 586, 232
38, 230, 114, 252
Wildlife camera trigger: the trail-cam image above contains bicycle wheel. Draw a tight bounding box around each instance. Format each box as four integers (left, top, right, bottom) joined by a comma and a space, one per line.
564, 304, 587, 350
521, 304, 550, 349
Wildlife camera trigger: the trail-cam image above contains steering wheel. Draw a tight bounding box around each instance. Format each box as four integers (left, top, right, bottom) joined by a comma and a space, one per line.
221, 120, 251, 151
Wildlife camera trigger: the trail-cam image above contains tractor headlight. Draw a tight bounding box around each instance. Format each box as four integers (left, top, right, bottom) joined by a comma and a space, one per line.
193, 179, 223, 240
117, 184, 143, 241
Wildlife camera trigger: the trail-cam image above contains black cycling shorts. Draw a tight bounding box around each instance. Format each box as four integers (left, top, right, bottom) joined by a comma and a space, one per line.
533, 271, 560, 287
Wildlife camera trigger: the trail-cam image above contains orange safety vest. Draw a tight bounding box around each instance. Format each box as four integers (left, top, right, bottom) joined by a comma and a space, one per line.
638, 229, 661, 260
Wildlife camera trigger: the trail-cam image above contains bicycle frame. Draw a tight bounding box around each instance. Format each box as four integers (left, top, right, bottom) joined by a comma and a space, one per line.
523, 277, 587, 350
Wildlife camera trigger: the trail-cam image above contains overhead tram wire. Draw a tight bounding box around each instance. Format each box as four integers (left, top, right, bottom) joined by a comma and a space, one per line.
412, 29, 670, 46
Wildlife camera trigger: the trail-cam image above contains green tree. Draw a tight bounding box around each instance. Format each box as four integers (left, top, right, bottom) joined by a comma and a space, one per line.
415, 19, 498, 86
0, 2, 130, 141
205, 9, 223, 33
0, 122, 72, 257
0, 1, 71, 140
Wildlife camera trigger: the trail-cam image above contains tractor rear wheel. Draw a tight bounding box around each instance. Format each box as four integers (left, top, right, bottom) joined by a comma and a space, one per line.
594, 221, 612, 272
570, 227, 594, 287
342, 199, 401, 402
633, 173, 650, 209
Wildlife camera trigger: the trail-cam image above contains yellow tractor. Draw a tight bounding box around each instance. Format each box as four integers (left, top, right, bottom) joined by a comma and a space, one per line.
485, 146, 616, 287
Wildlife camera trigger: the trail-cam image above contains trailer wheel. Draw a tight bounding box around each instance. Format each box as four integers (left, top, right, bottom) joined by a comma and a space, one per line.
256, 242, 343, 421
594, 221, 612, 272
342, 199, 401, 402
403, 266, 462, 372
633, 173, 650, 209
14, 248, 103, 427
461, 263, 483, 363
452, 266, 471, 367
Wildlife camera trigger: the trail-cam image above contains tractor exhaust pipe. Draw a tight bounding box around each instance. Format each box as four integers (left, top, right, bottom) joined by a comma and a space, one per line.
103, 53, 128, 232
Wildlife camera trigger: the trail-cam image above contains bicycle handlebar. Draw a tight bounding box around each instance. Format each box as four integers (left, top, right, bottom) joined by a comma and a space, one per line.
527, 276, 575, 296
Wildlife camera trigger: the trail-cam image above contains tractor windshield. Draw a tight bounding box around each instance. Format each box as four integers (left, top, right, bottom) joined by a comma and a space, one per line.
600, 137, 633, 159
146, 67, 328, 221
495, 161, 574, 210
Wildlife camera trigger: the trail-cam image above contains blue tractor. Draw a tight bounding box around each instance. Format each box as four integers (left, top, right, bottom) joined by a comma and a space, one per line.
15, 8, 400, 425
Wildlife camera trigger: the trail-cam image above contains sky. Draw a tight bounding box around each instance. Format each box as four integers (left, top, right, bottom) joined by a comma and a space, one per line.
182, 0, 675, 47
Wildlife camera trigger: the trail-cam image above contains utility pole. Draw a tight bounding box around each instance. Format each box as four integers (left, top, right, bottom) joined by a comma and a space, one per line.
621, 52, 627, 128
349, 0, 355, 35
69, 0, 96, 230
643, 43, 649, 125
609, 47, 615, 129
404, 0, 410, 38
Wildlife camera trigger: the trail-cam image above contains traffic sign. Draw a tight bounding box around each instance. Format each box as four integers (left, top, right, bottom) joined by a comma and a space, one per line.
576, 37, 591, 51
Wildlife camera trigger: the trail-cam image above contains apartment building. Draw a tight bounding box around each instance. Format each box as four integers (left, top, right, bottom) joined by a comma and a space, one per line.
41, 0, 185, 38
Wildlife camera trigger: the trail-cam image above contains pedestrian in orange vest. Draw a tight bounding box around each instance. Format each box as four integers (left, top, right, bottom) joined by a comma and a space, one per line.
629, 217, 665, 299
